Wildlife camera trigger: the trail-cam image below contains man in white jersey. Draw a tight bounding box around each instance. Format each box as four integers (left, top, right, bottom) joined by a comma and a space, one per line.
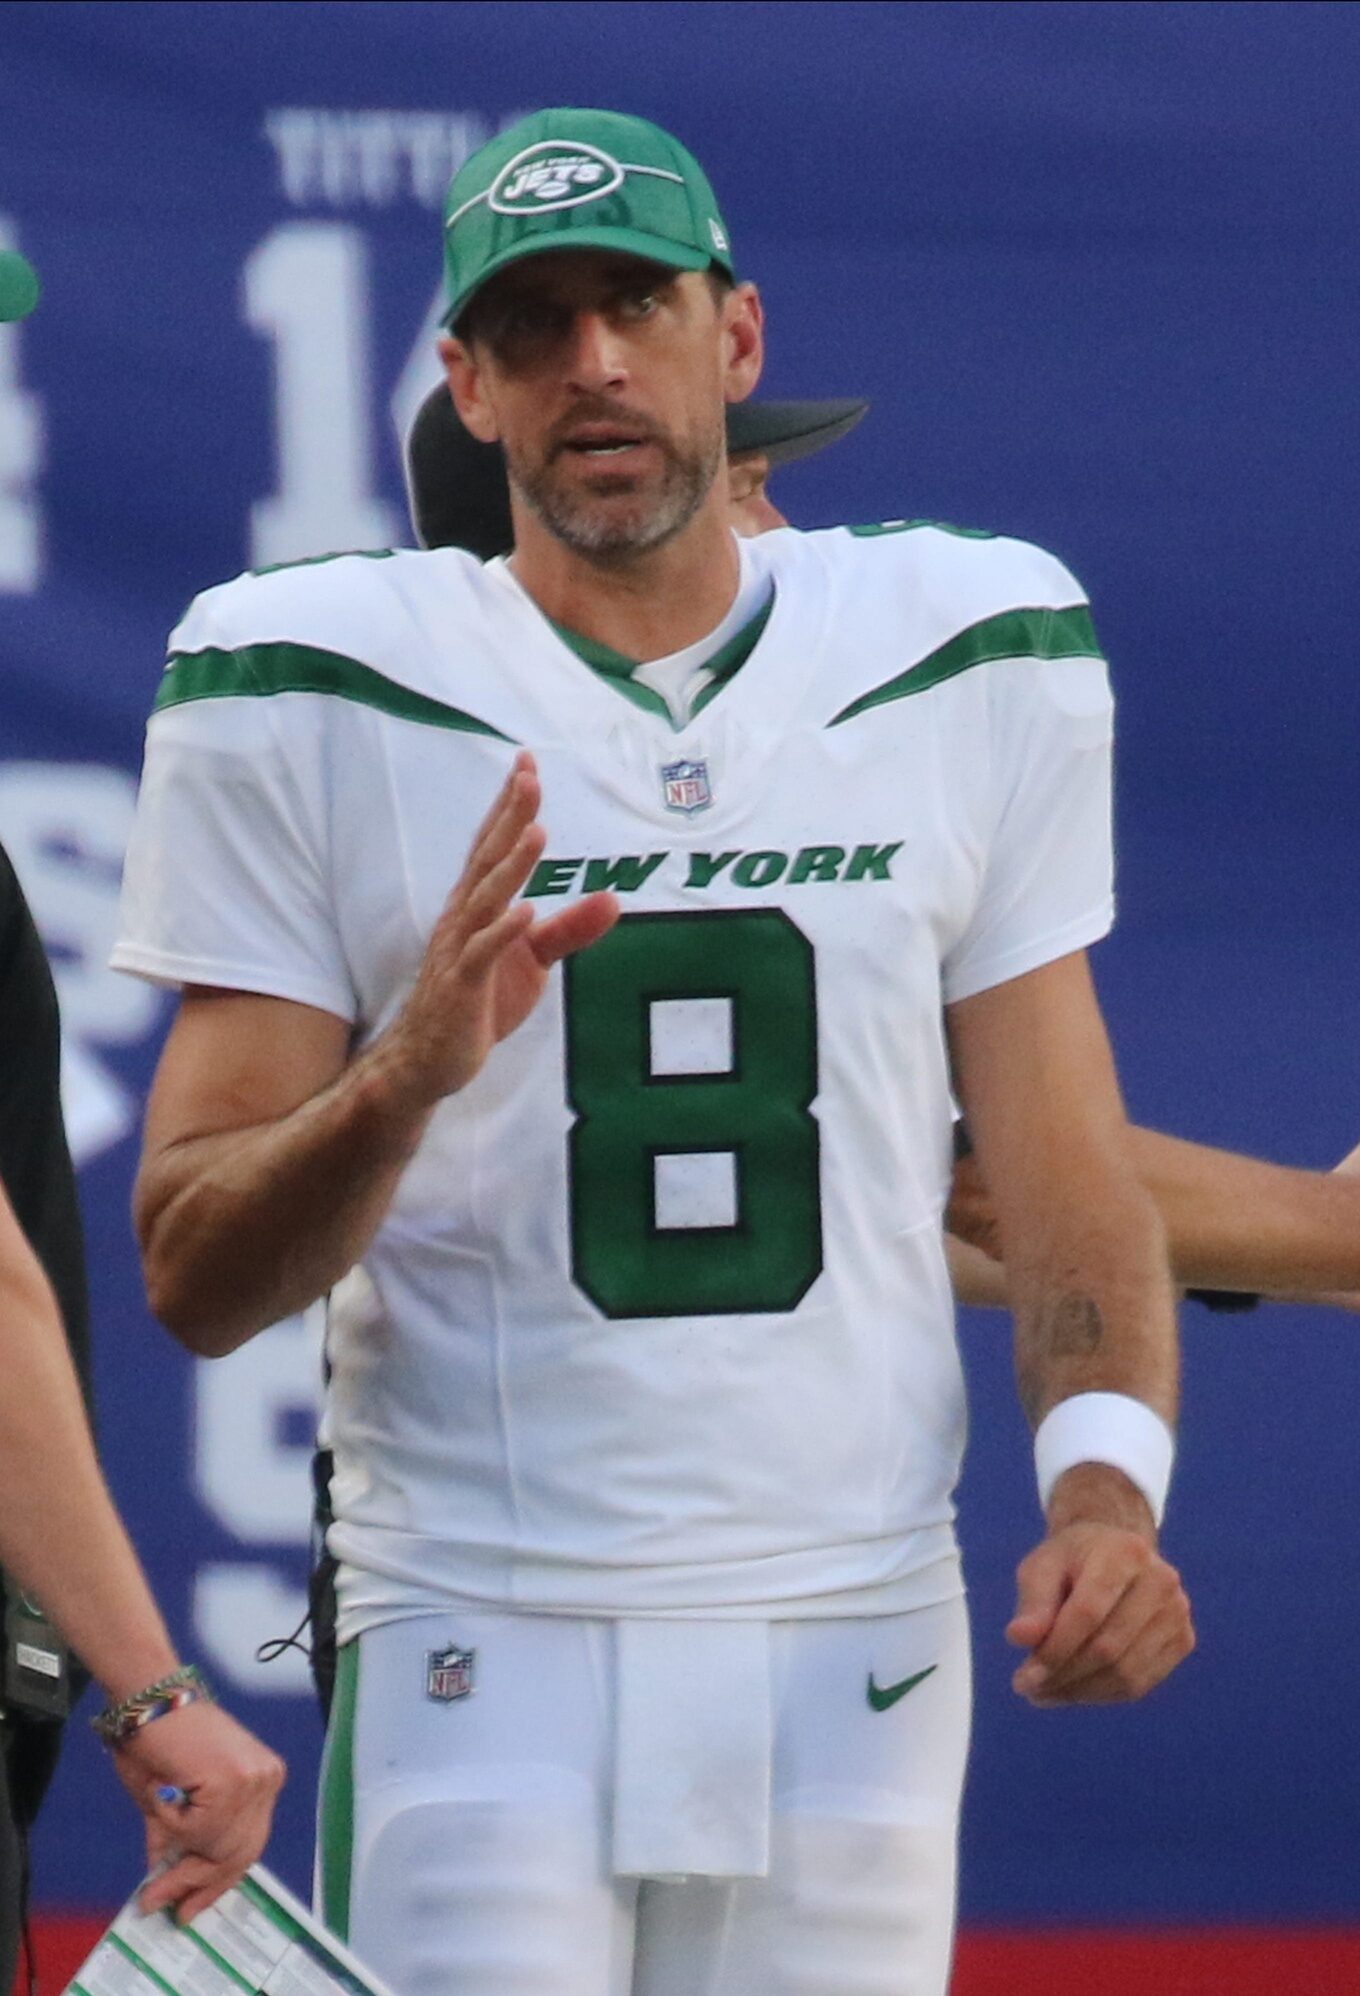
116, 110, 1193, 1995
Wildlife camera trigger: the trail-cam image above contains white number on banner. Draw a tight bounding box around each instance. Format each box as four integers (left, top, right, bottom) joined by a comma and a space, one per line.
0, 218, 44, 594
244, 222, 400, 567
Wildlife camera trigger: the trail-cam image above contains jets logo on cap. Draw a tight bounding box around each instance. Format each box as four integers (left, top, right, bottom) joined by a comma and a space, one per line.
490, 141, 625, 214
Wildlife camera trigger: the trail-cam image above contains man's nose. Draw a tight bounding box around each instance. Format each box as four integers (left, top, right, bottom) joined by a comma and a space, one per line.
566, 310, 628, 392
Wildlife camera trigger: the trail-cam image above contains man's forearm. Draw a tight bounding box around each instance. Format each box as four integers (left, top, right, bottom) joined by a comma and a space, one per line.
1009, 1171, 1178, 1431
136, 1035, 434, 1356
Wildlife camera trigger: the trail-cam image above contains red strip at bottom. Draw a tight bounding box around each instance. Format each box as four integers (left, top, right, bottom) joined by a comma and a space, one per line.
24, 1917, 1360, 1996
955, 1929, 1360, 1996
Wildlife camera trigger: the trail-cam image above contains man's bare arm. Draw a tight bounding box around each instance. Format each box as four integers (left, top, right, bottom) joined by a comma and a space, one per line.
948, 949, 1193, 1706
135, 989, 418, 1355
135, 755, 617, 1356
0, 1181, 284, 1918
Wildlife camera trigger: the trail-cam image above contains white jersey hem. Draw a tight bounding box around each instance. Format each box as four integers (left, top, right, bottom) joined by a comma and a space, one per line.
331, 1527, 964, 1643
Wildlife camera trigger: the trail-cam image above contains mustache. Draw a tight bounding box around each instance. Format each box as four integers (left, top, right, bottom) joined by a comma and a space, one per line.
545, 400, 670, 460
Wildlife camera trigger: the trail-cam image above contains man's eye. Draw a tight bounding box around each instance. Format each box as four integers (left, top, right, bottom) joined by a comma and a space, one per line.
506, 306, 553, 338
487, 300, 566, 349
618, 291, 660, 320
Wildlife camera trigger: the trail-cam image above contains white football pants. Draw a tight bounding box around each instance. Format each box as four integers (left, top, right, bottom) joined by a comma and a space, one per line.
317, 1595, 971, 1996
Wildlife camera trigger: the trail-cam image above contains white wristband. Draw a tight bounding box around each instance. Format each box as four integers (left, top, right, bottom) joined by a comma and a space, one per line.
1033, 1391, 1175, 1527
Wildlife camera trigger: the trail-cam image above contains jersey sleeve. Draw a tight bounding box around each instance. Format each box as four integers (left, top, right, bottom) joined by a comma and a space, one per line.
941, 607, 1115, 1006
112, 588, 358, 1020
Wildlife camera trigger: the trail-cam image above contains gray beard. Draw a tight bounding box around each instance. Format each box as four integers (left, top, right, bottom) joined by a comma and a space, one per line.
507, 424, 724, 563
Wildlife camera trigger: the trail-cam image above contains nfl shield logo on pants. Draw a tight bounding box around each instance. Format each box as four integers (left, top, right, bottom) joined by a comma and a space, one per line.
661, 758, 712, 815
426, 1644, 476, 1702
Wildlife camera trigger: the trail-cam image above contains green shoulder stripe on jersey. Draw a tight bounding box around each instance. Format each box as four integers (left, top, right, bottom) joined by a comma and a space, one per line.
828, 603, 1101, 729
155, 641, 515, 741
250, 547, 398, 577
550, 594, 775, 728
846, 518, 996, 541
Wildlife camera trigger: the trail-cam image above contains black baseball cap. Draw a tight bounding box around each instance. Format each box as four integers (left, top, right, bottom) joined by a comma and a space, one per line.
405, 389, 868, 556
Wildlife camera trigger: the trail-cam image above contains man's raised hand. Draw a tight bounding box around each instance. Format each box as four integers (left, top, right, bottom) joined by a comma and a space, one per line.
379, 752, 618, 1109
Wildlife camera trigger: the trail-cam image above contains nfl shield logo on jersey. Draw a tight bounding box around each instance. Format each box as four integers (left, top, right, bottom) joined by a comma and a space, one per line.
661, 758, 712, 815
426, 1643, 476, 1702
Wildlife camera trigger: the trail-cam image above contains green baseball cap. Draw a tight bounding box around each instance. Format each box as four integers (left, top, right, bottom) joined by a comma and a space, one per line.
442, 108, 734, 328
0, 249, 40, 323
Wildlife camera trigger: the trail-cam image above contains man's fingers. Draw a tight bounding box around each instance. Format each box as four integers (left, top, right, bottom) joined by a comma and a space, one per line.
138, 1850, 217, 1916
469, 752, 538, 853
1010, 1529, 1156, 1687
1027, 1619, 1195, 1705
458, 900, 537, 979
1036, 1559, 1190, 1698
1011, 1524, 1193, 1704
1006, 1541, 1072, 1651
529, 891, 621, 967
449, 757, 541, 908
1022, 1559, 1139, 1684
1017, 1576, 1155, 1699
455, 825, 547, 939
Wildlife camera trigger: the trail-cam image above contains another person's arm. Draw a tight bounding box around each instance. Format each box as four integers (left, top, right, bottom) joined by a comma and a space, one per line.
943, 1229, 1009, 1308
135, 754, 616, 1355
949, 950, 1194, 1705
948, 1126, 1360, 1306
0, 1180, 282, 1919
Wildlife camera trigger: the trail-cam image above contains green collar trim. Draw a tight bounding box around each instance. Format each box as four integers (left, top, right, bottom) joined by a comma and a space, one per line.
550, 591, 776, 728
828, 603, 1101, 728
155, 641, 515, 742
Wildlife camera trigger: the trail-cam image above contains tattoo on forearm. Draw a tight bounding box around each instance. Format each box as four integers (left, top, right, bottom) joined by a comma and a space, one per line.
1017, 1291, 1106, 1423
1046, 1292, 1105, 1358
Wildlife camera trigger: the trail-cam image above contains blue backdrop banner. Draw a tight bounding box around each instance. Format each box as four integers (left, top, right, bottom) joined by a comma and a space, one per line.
0, 0, 1357, 1920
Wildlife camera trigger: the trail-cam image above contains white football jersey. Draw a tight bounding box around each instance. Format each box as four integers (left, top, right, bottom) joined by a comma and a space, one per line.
114, 522, 1115, 1628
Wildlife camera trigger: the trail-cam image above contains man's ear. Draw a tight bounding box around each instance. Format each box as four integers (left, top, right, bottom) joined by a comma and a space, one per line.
440, 334, 500, 444
722, 283, 764, 407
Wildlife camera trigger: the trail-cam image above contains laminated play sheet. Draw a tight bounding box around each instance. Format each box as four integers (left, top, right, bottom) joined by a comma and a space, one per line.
63, 1867, 390, 1996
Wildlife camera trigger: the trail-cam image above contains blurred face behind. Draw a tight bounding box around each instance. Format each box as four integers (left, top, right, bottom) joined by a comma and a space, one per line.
727, 452, 788, 536
445, 250, 762, 563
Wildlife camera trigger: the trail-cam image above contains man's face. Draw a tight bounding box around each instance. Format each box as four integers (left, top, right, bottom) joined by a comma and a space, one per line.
444, 250, 762, 562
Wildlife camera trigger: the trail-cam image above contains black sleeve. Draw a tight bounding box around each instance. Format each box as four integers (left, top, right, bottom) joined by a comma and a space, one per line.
0, 846, 91, 1408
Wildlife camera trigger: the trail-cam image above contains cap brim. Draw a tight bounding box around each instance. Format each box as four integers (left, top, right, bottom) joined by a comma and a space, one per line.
446, 227, 712, 328
727, 398, 869, 469
0, 249, 40, 324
